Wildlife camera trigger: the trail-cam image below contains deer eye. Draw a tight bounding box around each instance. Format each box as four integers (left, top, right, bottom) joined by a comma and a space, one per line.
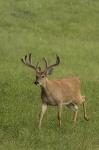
42, 75, 45, 78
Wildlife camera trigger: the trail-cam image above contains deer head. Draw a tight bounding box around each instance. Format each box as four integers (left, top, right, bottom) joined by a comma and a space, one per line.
21, 54, 60, 86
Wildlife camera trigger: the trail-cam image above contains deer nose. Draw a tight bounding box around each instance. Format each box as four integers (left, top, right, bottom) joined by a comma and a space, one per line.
34, 81, 39, 85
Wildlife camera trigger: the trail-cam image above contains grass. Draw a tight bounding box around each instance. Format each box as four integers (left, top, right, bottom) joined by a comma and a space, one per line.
0, 0, 99, 149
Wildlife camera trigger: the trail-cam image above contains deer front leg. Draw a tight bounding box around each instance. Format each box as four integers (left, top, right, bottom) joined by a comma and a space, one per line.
38, 103, 47, 128
57, 104, 62, 127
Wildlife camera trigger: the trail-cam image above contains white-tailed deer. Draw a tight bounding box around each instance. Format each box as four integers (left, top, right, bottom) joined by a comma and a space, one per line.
21, 54, 89, 128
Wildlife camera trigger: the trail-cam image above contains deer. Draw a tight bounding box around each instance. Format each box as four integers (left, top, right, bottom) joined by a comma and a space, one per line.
21, 54, 89, 128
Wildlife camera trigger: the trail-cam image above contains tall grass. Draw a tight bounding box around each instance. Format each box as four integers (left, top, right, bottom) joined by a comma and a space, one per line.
0, 0, 99, 149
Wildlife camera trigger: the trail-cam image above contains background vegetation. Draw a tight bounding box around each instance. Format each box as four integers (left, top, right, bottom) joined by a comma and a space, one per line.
0, 0, 99, 149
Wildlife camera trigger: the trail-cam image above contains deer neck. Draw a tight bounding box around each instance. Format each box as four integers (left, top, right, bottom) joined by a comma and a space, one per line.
40, 78, 51, 94
40, 78, 48, 89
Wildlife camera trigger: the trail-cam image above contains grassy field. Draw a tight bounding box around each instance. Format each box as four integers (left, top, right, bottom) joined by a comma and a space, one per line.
0, 0, 99, 149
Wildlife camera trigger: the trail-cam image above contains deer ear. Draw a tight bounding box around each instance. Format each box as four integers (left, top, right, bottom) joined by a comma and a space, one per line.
46, 68, 53, 75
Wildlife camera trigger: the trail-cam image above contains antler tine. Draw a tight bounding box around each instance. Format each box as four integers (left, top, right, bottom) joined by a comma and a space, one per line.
21, 54, 36, 70
29, 53, 32, 64
56, 55, 60, 65
43, 57, 48, 68
21, 54, 27, 65
25, 55, 27, 62
21, 58, 25, 64
36, 61, 39, 69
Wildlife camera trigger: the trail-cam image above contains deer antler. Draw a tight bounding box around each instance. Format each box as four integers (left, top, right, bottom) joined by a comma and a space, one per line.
21, 53, 37, 70
45, 55, 60, 71
43, 57, 48, 68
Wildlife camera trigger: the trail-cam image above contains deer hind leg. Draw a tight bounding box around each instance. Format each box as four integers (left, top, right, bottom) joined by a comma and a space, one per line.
38, 103, 47, 128
57, 104, 62, 127
67, 103, 78, 124
82, 101, 89, 121
81, 96, 89, 121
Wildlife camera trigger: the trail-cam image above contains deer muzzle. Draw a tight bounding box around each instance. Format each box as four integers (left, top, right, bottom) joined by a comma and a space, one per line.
34, 81, 39, 85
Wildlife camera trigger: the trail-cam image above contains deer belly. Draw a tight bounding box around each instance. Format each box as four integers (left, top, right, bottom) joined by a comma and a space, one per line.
63, 101, 73, 105
43, 96, 59, 106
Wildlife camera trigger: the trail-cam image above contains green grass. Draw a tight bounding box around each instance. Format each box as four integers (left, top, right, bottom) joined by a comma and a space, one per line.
0, 0, 99, 149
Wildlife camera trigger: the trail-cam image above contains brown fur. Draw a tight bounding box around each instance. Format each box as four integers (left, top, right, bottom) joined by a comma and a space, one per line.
41, 77, 84, 106
37, 75, 89, 128
21, 54, 89, 128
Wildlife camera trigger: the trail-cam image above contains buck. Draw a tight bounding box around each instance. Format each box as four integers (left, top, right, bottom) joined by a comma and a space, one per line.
21, 54, 89, 128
